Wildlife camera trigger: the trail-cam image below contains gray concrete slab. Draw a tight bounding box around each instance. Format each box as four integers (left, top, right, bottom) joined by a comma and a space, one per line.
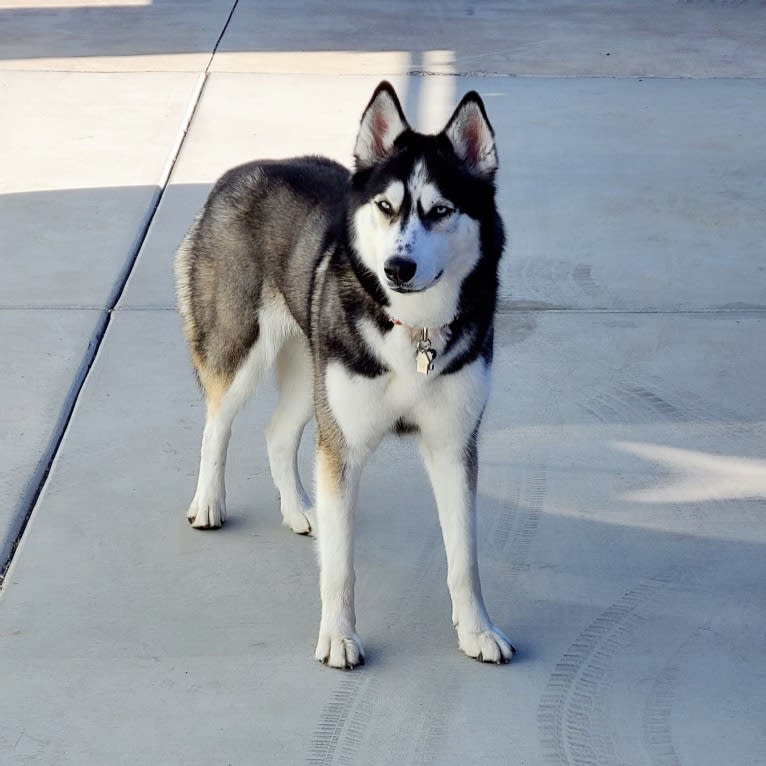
1, 309, 764, 764
4, 1, 765, 78
498, 77, 766, 312
0, 309, 102, 566
122, 74, 766, 313
0, 68, 201, 573
0, 0, 233, 72
213, 0, 766, 78
3, 1, 766, 763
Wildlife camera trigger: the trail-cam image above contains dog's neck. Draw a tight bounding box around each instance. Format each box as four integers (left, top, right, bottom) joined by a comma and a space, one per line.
385, 317, 451, 375
387, 315, 444, 330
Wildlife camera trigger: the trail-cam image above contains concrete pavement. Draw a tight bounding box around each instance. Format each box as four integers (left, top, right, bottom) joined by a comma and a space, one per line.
2, 2, 765, 764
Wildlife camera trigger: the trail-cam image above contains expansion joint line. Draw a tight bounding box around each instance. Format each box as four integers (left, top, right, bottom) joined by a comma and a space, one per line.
0, 4, 238, 589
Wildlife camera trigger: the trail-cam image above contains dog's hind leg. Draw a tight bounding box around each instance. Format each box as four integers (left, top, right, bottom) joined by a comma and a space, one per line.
187, 299, 294, 529
266, 335, 314, 535
186, 361, 239, 529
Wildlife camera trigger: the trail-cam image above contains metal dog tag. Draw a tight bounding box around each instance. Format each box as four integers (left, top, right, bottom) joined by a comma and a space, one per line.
417, 349, 435, 374
416, 329, 436, 375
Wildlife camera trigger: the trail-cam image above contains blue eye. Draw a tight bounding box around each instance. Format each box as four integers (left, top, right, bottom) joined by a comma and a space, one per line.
376, 199, 394, 215
431, 205, 453, 220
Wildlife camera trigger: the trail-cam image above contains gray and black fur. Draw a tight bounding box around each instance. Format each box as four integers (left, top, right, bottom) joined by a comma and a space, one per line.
175, 82, 513, 669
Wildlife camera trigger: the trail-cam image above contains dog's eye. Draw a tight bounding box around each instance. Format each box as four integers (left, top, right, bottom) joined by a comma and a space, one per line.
430, 205, 453, 221
375, 199, 395, 216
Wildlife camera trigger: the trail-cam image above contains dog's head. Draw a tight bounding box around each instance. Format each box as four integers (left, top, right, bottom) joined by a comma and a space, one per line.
349, 81, 501, 327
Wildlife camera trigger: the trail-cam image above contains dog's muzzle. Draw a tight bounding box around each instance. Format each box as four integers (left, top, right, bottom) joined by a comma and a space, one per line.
384, 256, 417, 289
384, 257, 444, 294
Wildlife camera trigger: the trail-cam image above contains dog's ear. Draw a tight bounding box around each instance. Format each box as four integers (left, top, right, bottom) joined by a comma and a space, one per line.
354, 81, 409, 170
443, 92, 498, 180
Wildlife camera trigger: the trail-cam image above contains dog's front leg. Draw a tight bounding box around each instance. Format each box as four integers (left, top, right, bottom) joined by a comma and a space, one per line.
314, 438, 365, 669
420, 432, 515, 664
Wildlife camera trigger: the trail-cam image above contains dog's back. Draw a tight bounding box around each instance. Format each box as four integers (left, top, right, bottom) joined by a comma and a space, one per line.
175, 156, 349, 384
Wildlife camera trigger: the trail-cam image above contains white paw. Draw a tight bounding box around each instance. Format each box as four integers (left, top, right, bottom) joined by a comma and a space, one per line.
281, 503, 314, 536
457, 624, 515, 664
315, 627, 365, 669
186, 492, 226, 529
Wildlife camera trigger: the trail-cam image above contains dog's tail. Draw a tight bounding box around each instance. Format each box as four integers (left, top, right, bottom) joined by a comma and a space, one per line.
174, 213, 205, 373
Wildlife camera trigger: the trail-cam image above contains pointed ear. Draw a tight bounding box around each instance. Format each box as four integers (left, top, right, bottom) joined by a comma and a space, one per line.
443, 92, 498, 179
354, 81, 410, 170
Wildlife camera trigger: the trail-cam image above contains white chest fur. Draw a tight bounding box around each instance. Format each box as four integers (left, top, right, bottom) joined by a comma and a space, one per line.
324, 321, 490, 454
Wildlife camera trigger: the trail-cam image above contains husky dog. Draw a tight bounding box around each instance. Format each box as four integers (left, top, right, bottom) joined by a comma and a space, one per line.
175, 82, 514, 668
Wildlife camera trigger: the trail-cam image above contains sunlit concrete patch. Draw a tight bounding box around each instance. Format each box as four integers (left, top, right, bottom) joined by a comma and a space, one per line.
0, 70, 201, 307
414, 52, 456, 132
121, 72, 459, 308
1, 71, 202, 195
211, 47, 457, 77
211, 50, 412, 75
614, 442, 766, 503
0, 53, 209, 72
155, 73, 414, 184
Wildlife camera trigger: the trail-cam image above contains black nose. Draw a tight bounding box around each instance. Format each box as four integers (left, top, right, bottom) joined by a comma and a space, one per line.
384, 256, 417, 285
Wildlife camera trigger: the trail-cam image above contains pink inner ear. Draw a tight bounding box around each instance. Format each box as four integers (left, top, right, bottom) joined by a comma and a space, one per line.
462, 117, 482, 166
371, 107, 390, 156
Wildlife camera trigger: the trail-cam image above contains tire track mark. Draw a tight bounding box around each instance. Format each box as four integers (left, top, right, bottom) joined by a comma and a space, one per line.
640, 615, 713, 766
307, 525, 445, 765
572, 376, 759, 765
508, 464, 547, 574
489, 467, 521, 553
582, 385, 680, 425
642, 663, 682, 766
538, 582, 664, 766
384, 532, 457, 766
642, 607, 766, 766
364, 531, 458, 766
412, 724, 449, 766
581, 380, 750, 431
628, 386, 687, 422
308, 455, 547, 764
406, 461, 547, 765
489, 461, 546, 573
307, 675, 369, 766
572, 264, 599, 297
332, 679, 378, 766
